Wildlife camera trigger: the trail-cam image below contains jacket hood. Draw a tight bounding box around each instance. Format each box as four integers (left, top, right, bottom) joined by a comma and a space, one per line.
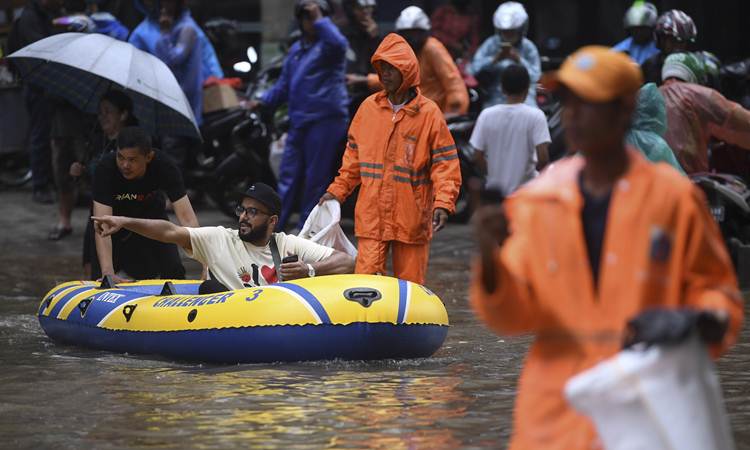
371, 33, 420, 93
631, 82, 667, 136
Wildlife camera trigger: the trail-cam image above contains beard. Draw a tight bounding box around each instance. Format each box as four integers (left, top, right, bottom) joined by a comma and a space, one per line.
239, 220, 270, 243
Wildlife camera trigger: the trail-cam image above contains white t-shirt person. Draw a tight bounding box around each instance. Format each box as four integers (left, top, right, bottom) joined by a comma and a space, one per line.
470, 103, 551, 194
187, 227, 333, 290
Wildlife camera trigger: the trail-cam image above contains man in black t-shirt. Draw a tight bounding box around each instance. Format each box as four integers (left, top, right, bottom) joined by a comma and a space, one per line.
91, 127, 200, 281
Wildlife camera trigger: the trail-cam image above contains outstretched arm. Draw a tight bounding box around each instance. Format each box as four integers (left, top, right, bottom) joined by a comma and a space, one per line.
91, 215, 192, 252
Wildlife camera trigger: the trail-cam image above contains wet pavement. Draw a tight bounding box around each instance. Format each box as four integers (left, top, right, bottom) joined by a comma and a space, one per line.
1, 186, 749, 449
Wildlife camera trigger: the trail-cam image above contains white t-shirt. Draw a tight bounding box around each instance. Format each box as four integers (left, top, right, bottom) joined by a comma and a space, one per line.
186, 227, 334, 290
469, 103, 551, 194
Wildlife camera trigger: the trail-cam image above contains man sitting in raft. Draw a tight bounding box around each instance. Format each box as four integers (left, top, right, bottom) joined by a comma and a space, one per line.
92, 182, 355, 292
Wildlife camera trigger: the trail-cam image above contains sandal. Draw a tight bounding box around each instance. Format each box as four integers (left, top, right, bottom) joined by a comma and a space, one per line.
48, 225, 73, 241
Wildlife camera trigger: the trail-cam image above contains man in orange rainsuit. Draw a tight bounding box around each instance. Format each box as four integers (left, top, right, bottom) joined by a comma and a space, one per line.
320, 33, 462, 284
471, 46, 743, 449
356, 6, 469, 117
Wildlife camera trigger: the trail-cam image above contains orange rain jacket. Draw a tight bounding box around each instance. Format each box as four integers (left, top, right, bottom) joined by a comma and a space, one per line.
367, 36, 469, 116
327, 33, 462, 244
471, 149, 743, 450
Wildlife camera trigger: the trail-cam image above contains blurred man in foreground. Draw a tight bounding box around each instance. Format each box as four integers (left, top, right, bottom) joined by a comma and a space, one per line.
471, 46, 743, 449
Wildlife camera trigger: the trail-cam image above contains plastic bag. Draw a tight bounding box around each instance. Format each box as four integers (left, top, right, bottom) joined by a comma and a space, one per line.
298, 200, 357, 257
565, 335, 734, 450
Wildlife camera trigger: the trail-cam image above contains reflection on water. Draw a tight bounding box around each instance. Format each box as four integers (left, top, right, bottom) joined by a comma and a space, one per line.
2, 252, 750, 449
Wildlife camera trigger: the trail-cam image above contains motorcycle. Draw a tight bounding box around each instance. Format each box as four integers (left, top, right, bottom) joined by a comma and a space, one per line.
690, 172, 750, 287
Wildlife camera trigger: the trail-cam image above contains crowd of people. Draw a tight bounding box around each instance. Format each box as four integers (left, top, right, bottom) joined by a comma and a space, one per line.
5, 1, 750, 446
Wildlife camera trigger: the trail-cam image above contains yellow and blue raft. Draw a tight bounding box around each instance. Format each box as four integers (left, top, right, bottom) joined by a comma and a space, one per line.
37, 275, 449, 363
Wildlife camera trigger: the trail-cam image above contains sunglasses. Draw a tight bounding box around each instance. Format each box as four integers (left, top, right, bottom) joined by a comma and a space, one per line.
235, 205, 272, 218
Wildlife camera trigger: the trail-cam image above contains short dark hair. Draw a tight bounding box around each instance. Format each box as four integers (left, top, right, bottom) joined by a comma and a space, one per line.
117, 127, 152, 154
101, 90, 138, 126
501, 64, 531, 96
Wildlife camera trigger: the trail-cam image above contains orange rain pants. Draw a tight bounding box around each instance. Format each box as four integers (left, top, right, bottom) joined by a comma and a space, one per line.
355, 238, 430, 285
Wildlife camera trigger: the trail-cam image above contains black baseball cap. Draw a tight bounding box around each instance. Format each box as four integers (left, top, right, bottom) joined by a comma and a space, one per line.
238, 183, 281, 216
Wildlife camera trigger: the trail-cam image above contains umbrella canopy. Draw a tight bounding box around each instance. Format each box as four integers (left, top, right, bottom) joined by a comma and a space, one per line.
8, 32, 201, 140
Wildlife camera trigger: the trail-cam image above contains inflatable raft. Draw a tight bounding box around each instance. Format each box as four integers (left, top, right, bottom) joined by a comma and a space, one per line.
37, 275, 449, 363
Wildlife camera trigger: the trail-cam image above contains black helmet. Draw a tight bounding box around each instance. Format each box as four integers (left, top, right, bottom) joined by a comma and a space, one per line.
295, 0, 332, 19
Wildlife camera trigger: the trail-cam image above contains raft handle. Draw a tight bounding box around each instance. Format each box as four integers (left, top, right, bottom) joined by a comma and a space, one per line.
98, 275, 116, 289
78, 298, 92, 317
159, 281, 177, 296
122, 304, 137, 322
344, 287, 382, 307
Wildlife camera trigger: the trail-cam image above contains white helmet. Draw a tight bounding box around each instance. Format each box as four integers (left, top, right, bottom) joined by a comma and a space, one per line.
395, 6, 431, 31
624, 2, 658, 29
493, 2, 528, 31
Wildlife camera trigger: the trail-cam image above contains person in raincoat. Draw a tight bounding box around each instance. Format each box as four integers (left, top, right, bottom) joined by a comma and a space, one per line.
660, 52, 750, 174
319, 33, 462, 285
358, 6, 468, 117
250, 0, 349, 231
468, 1, 540, 107
626, 82, 684, 173
612, 1, 659, 66
129, 0, 224, 83
471, 46, 742, 449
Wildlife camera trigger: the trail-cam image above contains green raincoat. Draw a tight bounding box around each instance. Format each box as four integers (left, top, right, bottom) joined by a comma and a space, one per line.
627, 83, 686, 174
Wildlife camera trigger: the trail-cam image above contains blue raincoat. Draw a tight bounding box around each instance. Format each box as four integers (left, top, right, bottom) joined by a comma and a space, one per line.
129, 10, 224, 83
613, 37, 659, 66
91, 12, 129, 41
261, 17, 349, 230
626, 83, 685, 174
469, 35, 541, 107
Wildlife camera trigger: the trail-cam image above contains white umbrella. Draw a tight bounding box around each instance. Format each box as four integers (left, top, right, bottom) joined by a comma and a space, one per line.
8, 32, 201, 139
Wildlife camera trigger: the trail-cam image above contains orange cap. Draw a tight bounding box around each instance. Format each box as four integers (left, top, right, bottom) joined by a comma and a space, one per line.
542, 46, 643, 103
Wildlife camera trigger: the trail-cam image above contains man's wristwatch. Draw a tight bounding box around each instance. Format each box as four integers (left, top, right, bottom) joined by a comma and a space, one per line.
307, 263, 316, 278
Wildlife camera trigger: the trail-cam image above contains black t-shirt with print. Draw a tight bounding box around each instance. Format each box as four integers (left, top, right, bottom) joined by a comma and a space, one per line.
93, 152, 186, 220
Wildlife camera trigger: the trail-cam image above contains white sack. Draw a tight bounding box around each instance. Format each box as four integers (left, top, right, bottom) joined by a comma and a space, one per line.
565, 335, 734, 450
298, 200, 357, 257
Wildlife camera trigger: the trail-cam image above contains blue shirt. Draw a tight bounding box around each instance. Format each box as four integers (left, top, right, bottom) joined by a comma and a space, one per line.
469, 35, 541, 107
613, 37, 659, 66
262, 17, 349, 127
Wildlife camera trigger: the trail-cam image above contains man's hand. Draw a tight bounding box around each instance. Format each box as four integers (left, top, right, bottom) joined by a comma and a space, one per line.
303, 2, 323, 22
318, 192, 337, 205
358, 15, 378, 38
346, 73, 369, 87
624, 309, 729, 349
70, 162, 85, 178
91, 215, 125, 237
98, 273, 132, 284
279, 260, 310, 281
493, 45, 520, 64
432, 208, 449, 232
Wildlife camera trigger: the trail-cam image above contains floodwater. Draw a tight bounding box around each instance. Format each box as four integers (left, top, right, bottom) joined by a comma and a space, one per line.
1, 212, 750, 449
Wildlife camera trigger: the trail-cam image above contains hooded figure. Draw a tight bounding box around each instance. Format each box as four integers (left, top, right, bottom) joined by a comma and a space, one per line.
626, 83, 685, 173
129, 0, 224, 84
660, 52, 750, 173
324, 33, 462, 284
261, 2, 350, 231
